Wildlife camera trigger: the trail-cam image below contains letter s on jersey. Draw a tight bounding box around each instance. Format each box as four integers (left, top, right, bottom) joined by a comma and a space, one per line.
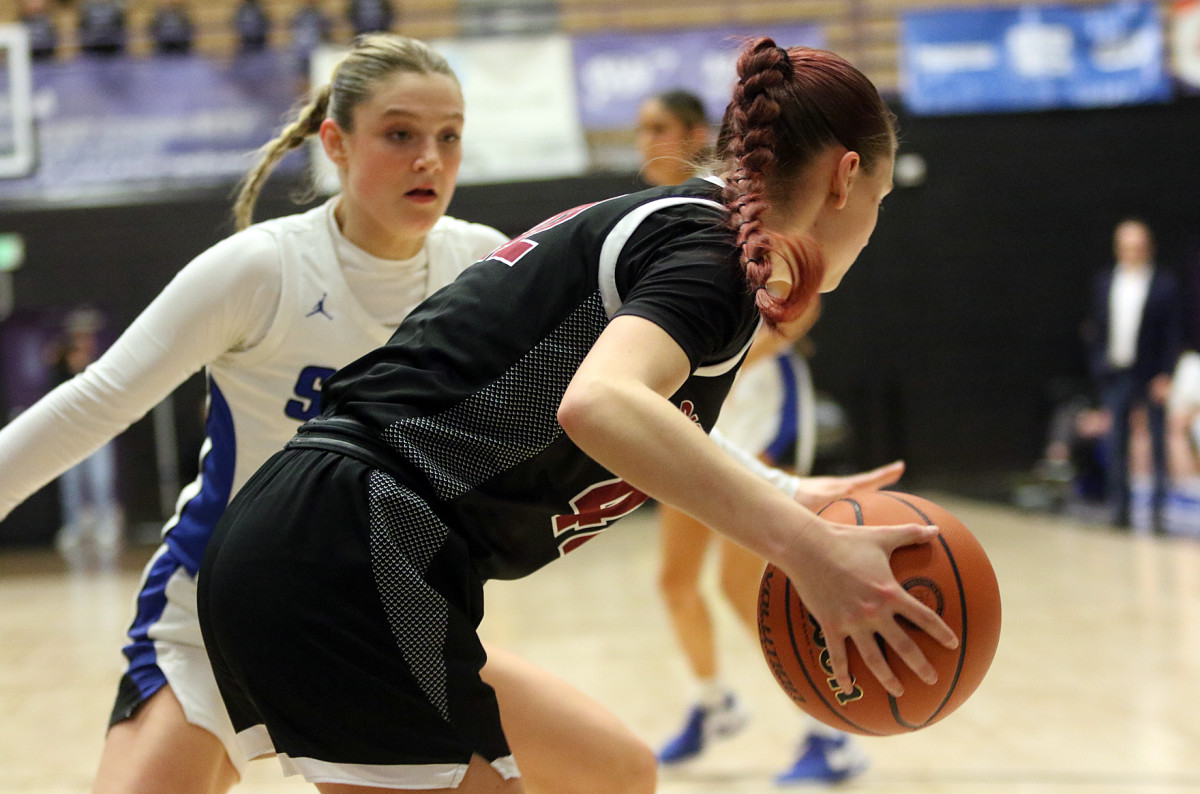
285, 365, 336, 421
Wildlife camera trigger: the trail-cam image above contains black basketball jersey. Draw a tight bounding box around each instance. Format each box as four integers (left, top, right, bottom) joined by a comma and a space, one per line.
318, 177, 761, 580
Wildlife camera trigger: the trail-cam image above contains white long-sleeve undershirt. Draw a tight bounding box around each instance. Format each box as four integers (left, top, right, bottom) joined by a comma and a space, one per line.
0, 215, 432, 520
711, 428, 803, 498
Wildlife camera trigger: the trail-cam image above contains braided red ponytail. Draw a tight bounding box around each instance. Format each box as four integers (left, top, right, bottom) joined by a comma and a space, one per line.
718, 38, 895, 325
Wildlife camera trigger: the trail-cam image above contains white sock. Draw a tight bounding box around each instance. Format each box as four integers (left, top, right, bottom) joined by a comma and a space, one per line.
695, 679, 731, 709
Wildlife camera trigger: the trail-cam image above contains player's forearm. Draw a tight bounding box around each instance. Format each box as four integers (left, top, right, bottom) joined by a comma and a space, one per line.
710, 428, 802, 497
0, 310, 217, 520
558, 375, 814, 562
0, 377, 136, 518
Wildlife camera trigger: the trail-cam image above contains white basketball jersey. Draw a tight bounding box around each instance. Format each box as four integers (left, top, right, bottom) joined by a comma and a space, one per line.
714, 349, 815, 474
162, 200, 505, 571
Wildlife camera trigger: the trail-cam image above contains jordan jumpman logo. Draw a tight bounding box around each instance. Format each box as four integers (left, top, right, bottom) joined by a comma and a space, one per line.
306, 293, 333, 320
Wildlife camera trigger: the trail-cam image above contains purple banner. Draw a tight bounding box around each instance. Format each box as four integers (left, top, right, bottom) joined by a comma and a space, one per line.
572, 24, 825, 130
2, 52, 304, 201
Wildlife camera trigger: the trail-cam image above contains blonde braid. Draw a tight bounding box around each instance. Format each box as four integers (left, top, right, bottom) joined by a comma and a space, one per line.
232, 84, 332, 231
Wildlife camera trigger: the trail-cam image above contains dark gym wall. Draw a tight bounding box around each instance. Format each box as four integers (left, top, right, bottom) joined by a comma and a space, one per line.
1, 97, 1199, 539
811, 97, 1200, 492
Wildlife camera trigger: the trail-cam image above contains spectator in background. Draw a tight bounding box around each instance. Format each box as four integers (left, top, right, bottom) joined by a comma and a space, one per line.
77, 0, 127, 57
346, 0, 395, 36
233, 0, 271, 52
1031, 383, 1110, 506
1085, 218, 1183, 531
290, 0, 333, 72
19, 0, 58, 60
148, 0, 195, 55
51, 308, 124, 567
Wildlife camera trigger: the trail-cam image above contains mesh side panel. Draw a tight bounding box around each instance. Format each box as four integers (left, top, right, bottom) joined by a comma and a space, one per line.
383, 293, 608, 501
367, 470, 451, 720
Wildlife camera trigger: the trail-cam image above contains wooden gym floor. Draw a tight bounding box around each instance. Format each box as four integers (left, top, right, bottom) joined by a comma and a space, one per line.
3, 496, 1200, 793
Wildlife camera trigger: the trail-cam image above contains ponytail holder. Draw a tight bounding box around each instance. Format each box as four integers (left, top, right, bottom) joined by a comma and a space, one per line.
776, 46, 794, 78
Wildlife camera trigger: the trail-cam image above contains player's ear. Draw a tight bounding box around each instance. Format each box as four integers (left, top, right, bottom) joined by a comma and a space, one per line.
318, 119, 349, 170
829, 150, 861, 210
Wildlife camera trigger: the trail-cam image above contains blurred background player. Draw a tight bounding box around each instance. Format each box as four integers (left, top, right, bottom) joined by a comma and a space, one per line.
655, 306, 872, 785
290, 0, 333, 73
635, 87, 869, 785
1166, 246, 1200, 491
634, 89, 711, 188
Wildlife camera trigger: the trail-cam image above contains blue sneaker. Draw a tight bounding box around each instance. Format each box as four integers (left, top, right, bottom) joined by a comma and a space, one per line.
657, 693, 750, 764
774, 733, 868, 786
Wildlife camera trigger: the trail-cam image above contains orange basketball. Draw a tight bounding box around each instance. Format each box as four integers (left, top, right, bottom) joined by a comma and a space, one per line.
757, 490, 1001, 736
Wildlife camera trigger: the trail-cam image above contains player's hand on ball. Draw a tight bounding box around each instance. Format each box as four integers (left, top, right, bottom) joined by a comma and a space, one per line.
792, 460, 905, 512
760, 492, 1000, 734
780, 515, 959, 698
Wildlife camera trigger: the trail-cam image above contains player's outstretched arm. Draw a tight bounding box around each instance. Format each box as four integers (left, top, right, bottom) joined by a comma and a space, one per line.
791, 460, 906, 512
558, 315, 958, 696
0, 233, 279, 520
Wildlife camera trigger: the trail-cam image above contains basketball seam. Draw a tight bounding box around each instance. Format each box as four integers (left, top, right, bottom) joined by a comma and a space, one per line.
784, 497, 882, 735
782, 572, 882, 736
880, 492, 969, 730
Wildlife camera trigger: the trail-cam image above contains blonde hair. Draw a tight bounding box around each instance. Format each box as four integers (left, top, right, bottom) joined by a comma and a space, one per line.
232, 34, 459, 231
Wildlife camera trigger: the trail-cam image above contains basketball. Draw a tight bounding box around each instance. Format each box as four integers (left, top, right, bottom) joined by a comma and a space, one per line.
757, 491, 1001, 736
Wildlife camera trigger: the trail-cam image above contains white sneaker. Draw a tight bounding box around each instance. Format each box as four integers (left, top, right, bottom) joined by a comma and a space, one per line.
775, 732, 868, 786
657, 693, 750, 764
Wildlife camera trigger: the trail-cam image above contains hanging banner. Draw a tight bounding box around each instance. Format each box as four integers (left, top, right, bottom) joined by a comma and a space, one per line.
571, 24, 825, 131
437, 34, 588, 184
311, 35, 588, 190
901, 1, 1171, 115
0, 24, 36, 180
1, 51, 303, 200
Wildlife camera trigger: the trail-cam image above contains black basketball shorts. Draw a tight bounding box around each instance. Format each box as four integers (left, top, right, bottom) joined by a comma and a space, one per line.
198, 447, 517, 788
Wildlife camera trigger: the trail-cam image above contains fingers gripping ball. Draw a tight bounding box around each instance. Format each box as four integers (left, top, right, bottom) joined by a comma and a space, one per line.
757, 491, 1001, 736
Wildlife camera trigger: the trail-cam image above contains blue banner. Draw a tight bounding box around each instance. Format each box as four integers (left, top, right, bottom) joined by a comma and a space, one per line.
901, 1, 1171, 115
572, 24, 824, 130
2, 52, 303, 201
